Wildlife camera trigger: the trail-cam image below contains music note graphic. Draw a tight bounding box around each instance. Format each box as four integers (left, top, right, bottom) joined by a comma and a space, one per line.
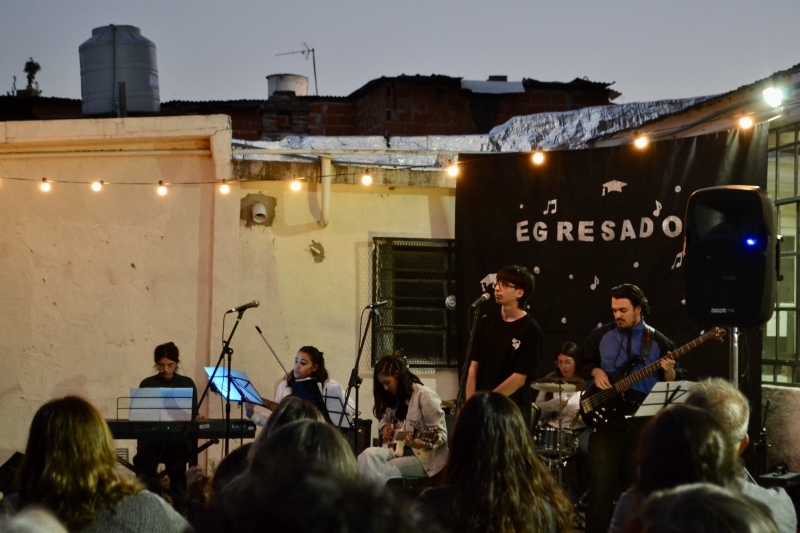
671, 252, 684, 270
653, 200, 662, 217
543, 199, 557, 215
590, 275, 599, 290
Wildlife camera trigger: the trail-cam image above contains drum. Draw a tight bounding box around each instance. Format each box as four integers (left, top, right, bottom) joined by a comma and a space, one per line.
535, 427, 578, 458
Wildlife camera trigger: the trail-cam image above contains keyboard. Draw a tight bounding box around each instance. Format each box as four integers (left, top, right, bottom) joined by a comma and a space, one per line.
106, 419, 256, 440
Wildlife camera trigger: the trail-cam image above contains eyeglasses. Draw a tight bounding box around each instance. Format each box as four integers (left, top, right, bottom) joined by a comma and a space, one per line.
156, 363, 176, 370
493, 280, 518, 290
555, 360, 574, 367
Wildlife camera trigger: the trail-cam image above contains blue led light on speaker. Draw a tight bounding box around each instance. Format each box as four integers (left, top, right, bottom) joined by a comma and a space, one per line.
745, 238, 757, 246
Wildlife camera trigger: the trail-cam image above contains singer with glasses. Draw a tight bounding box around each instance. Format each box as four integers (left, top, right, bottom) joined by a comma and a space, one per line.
465, 264, 542, 426
133, 341, 198, 502
245, 346, 353, 427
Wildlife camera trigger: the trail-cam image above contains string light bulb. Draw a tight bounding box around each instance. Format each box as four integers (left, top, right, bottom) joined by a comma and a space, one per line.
531, 151, 545, 165
219, 180, 230, 194
763, 87, 783, 108
290, 179, 302, 191
634, 135, 649, 149
361, 174, 373, 186
157, 181, 167, 196
91, 181, 104, 192
446, 163, 459, 177
40, 178, 51, 192
739, 116, 754, 129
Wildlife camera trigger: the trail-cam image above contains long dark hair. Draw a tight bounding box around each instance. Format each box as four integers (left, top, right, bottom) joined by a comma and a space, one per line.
553, 341, 581, 378
372, 356, 422, 418
15, 396, 141, 531
636, 404, 739, 495
443, 392, 573, 533
286, 345, 329, 386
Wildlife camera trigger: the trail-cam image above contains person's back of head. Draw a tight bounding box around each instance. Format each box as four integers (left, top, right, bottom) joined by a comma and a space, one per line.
635, 483, 778, 533
443, 392, 572, 533
685, 377, 750, 452
205, 462, 444, 533
15, 396, 140, 531
249, 420, 358, 482
211, 443, 252, 496
636, 404, 739, 496
248, 397, 324, 462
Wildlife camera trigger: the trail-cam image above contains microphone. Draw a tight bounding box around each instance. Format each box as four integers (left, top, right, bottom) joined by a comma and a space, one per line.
367, 301, 388, 309
227, 300, 259, 313
470, 293, 491, 308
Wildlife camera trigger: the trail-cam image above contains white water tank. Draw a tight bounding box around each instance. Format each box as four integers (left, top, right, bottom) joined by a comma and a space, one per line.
80, 25, 160, 115
267, 74, 308, 98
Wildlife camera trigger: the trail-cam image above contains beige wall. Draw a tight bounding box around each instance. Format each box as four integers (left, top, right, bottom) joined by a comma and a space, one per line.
233, 180, 459, 440
0, 115, 239, 464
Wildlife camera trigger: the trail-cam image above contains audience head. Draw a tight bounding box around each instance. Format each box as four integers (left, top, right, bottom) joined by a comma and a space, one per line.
15, 396, 140, 531
372, 355, 422, 418
442, 392, 573, 533
495, 265, 535, 307
248, 396, 324, 462
211, 443, 252, 496
685, 377, 751, 454
636, 404, 739, 496
205, 462, 443, 533
635, 483, 778, 533
289, 346, 329, 384
248, 420, 358, 482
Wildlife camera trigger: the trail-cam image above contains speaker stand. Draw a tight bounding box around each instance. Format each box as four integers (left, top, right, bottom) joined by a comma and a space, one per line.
728, 327, 739, 387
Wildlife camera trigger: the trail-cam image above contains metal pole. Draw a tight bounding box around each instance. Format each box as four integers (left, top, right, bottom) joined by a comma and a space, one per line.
728, 326, 739, 387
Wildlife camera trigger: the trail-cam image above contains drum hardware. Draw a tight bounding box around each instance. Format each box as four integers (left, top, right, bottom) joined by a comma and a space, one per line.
532, 375, 580, 487
531, 377, 582, 393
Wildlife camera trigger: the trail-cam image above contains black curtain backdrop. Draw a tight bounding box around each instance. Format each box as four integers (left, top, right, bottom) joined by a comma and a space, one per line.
455, 126, 769, 469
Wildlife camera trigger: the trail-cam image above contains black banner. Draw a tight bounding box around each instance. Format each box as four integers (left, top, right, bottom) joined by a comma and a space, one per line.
455, 126, 768, 382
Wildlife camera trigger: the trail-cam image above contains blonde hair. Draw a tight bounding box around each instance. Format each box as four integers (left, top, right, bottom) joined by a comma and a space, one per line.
15, 396, 141, 531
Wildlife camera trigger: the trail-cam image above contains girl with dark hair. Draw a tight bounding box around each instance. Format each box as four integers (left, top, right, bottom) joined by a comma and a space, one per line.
534, 341, 585, 430
609, 404, 741, 533
414, 392, 573, 533
134, 341, 198, 499
14, 396, 189, 532
357, 356, 448, 485
245, 345, 353, 427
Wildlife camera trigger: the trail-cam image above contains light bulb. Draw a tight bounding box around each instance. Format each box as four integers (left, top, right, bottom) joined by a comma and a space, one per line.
290, 179, 302, 191
157, 181, 167, 196
531, 152, 545, 165
446, 164, 459, 177
219, 180, 230, 194
40, 178, 51, 192
91, 181, 103, 192
739, 116, 754, 129
361, 174, 373, 186
763, 87, 783, 108
634, 136, 649, 149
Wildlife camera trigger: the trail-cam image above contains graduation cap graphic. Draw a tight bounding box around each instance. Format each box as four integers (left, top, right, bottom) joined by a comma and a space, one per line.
602, 180, 627, 196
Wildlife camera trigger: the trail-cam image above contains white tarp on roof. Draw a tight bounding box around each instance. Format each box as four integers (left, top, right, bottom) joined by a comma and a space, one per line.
233, 96, 714, 170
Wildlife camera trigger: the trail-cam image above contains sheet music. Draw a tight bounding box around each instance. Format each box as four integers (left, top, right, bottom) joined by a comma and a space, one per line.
633, 380, 696, 418
129, 388, 193, 421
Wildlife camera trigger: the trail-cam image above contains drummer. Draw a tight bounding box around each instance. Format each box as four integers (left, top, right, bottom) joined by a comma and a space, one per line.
534, 342, 585, 430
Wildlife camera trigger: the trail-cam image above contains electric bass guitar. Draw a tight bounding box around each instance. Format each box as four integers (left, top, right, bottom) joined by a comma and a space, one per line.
579, 327, 726, 429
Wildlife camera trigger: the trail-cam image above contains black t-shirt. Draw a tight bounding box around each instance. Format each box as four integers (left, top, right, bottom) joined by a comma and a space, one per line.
472, 313, 542, 414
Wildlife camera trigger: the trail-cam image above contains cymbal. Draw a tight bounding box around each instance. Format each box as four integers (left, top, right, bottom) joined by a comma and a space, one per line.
531, 377, 581, 393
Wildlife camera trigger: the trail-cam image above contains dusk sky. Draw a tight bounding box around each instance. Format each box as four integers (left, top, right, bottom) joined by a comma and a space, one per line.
2, 0, 799, 105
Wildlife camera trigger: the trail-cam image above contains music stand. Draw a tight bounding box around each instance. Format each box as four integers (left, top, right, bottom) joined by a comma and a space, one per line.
204, 367, 266, 407
633, 380, 696, 418
323, 391, 352, 429
292, 379, 332, 424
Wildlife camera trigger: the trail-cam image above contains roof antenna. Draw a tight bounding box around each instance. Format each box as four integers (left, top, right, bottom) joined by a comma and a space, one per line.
276, 43, 318, 96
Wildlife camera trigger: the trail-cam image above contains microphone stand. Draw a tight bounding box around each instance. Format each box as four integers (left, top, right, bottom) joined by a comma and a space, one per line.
340, 306, 376, 453
197, 309, 246, 456
455, 306, 481, 419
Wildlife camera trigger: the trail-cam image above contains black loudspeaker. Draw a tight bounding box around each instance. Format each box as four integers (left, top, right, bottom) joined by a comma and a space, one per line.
684, 186, 777, 327
0, 452, 24, 495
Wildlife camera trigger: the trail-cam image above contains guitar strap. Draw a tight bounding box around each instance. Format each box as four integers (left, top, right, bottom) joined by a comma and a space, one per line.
639, 325, 653, 363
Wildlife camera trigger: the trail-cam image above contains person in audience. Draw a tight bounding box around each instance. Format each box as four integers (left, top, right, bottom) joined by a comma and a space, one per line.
358, 356, 448, 485
185, 443, 252, 529
247, 396, 324, 462
245, 346, 353, 427
14, 396, 190, 533
414, 392, 573, 533
0, 507, 67, 533
609, 404, 740, 533
632, 483, 778, 533
134, 341, 198, 499
201, 462, 444, 533
684, 378, 796, 533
